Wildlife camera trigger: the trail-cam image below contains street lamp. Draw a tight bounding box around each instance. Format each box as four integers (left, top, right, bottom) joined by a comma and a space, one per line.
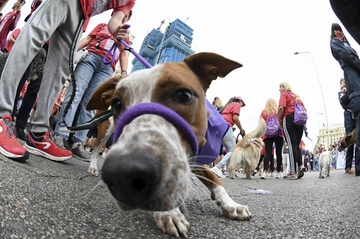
294, 51, 330, 150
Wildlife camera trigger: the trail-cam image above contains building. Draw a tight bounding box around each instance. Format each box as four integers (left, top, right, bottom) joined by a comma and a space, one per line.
315, 123, 345, 153
131, 18, 194, 72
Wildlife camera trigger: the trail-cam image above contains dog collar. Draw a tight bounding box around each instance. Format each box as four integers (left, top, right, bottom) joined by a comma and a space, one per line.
113, 102, 199, 155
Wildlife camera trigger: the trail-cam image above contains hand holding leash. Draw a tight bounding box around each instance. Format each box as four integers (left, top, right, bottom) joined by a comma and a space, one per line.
113, 24, 131, 45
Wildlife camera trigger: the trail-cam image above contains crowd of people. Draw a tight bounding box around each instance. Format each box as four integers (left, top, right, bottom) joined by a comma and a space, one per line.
0, 0, 135, 162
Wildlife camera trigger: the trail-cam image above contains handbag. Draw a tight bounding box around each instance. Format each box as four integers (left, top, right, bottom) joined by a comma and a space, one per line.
289, 93, 308, 125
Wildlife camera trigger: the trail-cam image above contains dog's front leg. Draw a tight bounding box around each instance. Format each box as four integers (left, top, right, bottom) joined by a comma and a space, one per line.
154, 208, 190, 238
193, 167, 252, 221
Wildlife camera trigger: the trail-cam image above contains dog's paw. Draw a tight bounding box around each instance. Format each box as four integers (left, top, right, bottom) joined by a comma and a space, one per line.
220, 199, 252, 221
87, 165, 99, 176
214, 186, 252, 221
154, 208, 190, 238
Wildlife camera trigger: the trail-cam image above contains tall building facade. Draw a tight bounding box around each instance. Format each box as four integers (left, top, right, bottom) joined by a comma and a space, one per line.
131, 18, 194, 72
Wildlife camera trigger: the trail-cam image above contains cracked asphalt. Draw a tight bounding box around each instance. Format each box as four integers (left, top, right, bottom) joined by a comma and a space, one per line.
0, 152, 359, 239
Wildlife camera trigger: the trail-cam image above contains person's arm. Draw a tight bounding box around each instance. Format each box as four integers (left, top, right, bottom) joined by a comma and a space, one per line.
108, 11, 130, 44
7, 34, 16, 44
77, 36, 92, 51
119, 48, 130, 78
278, 106, 285, 127
233, 114, 244, 134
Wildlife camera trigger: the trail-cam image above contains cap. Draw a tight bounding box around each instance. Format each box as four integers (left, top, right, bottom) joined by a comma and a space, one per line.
234, 96, 246, 106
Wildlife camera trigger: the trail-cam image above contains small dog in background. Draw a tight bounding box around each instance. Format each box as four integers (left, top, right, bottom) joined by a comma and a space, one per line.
228, 118, 266, 179
319, 151, 331, 178
0, 48, 47, 80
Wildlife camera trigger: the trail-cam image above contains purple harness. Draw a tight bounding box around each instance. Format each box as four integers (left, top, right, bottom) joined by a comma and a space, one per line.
113, 102, 199, 155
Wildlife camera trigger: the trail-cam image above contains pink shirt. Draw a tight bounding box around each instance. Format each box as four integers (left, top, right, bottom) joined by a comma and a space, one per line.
221, 102, 241, 127
79, 0, 136, 32
278, 91, 305, 119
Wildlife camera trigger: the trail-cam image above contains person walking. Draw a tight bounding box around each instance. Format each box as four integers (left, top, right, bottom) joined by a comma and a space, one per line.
278, 82, 307, 179
53, 19, 131, 161
259, 98, 284, 179
0, 0, 136, 162
330, 23, 360, 176
210, 96, 246, 178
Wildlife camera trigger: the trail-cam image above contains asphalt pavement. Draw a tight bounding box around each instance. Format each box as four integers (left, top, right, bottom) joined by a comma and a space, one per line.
0, 152, 359, 239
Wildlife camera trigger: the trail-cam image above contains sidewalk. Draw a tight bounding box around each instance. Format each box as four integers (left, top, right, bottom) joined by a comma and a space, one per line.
0, 154, 359, 238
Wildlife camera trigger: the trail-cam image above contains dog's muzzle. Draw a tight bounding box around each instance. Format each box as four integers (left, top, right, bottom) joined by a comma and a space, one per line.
102, 103, 198, 211
113, 102, 199, 154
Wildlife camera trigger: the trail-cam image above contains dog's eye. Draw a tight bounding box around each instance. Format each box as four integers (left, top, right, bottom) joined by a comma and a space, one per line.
174, 89, 194, 104
111, 98, 122, 117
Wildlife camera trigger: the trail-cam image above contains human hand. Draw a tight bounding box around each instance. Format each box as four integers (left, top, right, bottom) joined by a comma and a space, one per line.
113, 24, 130, 44
240, 129, 246, 137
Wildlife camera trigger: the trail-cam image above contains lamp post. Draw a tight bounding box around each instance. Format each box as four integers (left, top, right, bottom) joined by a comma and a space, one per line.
294, 51, 330, 150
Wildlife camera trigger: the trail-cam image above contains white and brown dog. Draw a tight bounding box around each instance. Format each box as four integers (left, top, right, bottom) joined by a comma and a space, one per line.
319, 151, 331, 178
228, 118, 266, 179
86, 52, 251, 238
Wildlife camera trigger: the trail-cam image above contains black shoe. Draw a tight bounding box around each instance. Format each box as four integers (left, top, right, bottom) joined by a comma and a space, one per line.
345, 167, 351, 173
15, 126, 27, 141
72, 144, 90, 162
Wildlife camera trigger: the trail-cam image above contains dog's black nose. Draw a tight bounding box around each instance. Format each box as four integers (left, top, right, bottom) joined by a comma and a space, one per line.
101, 152, 162, 210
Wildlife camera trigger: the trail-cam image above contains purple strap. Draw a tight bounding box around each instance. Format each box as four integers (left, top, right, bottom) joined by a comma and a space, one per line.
120, 40, 153, 69
113, 102, 199, 155
102, 43, 118, 65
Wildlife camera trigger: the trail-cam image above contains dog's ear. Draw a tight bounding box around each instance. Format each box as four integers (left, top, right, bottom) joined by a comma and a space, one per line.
183, 52, 242, 90
86, 76, 120, 111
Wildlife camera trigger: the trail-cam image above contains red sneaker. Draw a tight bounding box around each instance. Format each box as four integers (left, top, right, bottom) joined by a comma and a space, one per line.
0, 115, 29, 161
25, 131, 72, 161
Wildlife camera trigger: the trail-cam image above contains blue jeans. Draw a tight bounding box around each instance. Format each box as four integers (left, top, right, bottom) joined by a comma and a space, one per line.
314, 158, 319, 171
55, 52, 114, 143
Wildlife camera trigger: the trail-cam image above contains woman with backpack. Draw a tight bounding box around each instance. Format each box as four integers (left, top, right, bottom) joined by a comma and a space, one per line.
259, 98, 284, 179
278, 82, 307, 179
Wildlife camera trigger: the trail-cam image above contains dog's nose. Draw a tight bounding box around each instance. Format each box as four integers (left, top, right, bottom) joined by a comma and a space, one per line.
101, 152, 162, 209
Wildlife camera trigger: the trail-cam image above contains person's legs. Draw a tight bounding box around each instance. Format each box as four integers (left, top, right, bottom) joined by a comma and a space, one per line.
54, 55, 97, 140
282, 114, 297, 176
262, 138, 273, 178
72, 60, 113, 143
211, 128, 235, 178
275, 136, 284, 172
24, 0, 83, 161
344, 110, 355, 171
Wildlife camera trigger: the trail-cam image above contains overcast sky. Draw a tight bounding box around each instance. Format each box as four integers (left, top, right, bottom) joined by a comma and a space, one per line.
3, 0, 354, 149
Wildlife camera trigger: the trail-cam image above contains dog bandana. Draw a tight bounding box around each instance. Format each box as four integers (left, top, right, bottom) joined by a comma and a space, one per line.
113, 102, 199, 155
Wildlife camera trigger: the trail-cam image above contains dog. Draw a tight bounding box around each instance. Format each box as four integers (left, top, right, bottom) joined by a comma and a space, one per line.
338, 128, 356, 152
228, 118, 266, 179
0, 48, 47, 80
86, 52, 251, 238
319, 151, 331, 178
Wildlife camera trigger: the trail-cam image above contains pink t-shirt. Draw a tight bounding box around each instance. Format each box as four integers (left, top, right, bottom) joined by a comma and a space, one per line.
86, 23, 128, 70
278, 91, 305, 119
221, 102, 241, 127
79, 0, 136, 31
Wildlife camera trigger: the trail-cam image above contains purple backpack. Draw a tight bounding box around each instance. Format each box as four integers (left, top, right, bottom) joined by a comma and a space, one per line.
265, 115, 281, 137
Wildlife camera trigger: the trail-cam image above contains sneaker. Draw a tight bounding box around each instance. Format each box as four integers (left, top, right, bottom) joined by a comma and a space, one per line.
298, 167, 306, 179
283, 173, 298, 180
101, 151, 107, 159
252, 169, 258, 176
271, 172, 275, 177
15, 126, 28, 141
276, 172, 283, 179
345, 167, 351, 173
25, 131, 72, 161
211, 166, 225, 179
72, 144, 90, 162
261, 172, 268, 179
0, 116, 29, 161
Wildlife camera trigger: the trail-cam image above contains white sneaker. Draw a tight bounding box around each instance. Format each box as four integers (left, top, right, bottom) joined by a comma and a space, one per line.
271, 172, 275, 177
276, 172, 283, 179
211, 166, 225, 179
261, 172, 268, 179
